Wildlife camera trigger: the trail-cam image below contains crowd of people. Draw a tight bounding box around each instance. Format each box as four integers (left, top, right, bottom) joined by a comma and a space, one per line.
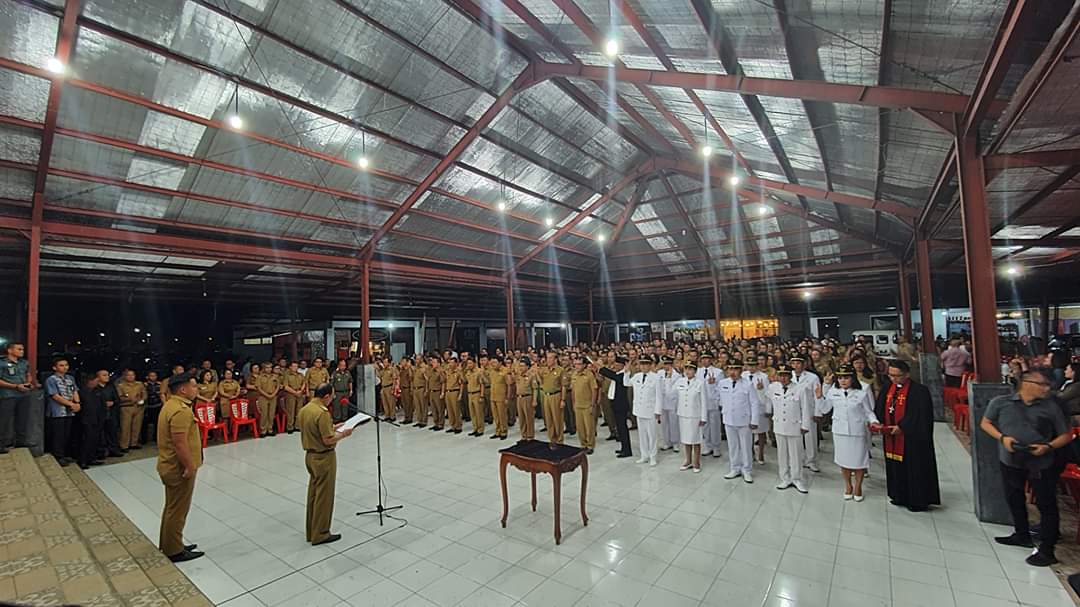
1, 330, 1077, 568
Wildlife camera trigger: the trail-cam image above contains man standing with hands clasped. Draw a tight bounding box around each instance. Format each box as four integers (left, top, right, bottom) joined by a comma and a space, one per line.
157, 372, 204, 563
980, 369, 1073, 567
299, 383, 354, 545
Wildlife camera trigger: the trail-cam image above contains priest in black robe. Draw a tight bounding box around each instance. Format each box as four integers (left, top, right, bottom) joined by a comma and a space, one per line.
875, 359, 941, 511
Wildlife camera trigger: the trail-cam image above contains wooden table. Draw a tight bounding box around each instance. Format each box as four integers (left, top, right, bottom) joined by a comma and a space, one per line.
499, 440, 588, 545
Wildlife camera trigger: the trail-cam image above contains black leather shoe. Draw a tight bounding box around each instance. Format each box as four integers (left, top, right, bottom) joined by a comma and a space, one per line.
453, 429, 463, 434
415, 423, 426, 428
616, 451, 632, 458
313, 534, 342, 546
168, 549, 205, 563
605, 435, 617, 441
586, 449, 594, 455
995, 534, 1034, 548
185, 543, 198, 551
500, 435, 508, 440
1026, 549, 1058, 567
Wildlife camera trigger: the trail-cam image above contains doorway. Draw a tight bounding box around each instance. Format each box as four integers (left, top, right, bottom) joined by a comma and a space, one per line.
816, 317, 839, 339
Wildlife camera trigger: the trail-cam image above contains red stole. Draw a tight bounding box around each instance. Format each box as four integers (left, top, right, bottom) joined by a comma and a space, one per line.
884, 381, 910, 462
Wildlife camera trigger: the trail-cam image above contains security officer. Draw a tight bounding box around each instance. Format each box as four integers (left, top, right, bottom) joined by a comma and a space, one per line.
299, 382, 354, 545
398, 358, 414, 424
411, 357, 429, 428
427, 356, 446, 431
217, 370, 241, 422
513, 357, 537, 441
465, 359, 485, 436
570, 358, 599, 454
443, 358, 464, 433
539, 352, 567, 447
157, 372, 203, 562
282, 361, 306, 434
376, 357, 399, 421
330, 360, 353, 422
115, 369, 147, 451
255, 362, 281, 436
489, 358, 511, 440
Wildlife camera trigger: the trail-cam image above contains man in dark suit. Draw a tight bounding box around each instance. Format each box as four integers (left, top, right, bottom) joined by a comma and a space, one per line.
597, 356, 633, 459
875, 359, 941, 512
77, 371, 109, 469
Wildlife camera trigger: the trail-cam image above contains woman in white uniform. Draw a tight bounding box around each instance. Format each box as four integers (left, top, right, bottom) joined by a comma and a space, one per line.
817, 364, 879, 501
675, 362, 707, 472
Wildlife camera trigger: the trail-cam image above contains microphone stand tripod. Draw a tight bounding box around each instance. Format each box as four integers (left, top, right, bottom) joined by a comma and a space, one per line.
356, 412, 403, 526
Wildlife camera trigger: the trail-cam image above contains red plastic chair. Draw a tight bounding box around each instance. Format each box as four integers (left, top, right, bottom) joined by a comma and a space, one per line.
195, 403, 230, 447
274, 408, 287, 434
229, 398, 259, 441
952, 404, 970, 433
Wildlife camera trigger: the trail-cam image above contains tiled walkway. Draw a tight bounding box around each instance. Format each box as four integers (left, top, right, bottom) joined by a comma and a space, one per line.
85, 420, 1077, 607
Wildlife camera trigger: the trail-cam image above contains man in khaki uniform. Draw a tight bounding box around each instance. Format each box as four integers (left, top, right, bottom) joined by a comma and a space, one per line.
299, 382, 353, 546
282, 361, 306, 434
116, 369, 147, 450
377, 358, 399, 421
443, 359, 464, 433
479, 356, 493, 424
398, 358, 414, 424
427, 357, 446, 430
489, 358, 511, 440
160, 364, 185, 400
306, 357, 330, 394
255, 362, 281, 435
412, 358, 429, 428
539, 352, 567, 447
157, 372, 203, 562
596, 359, 617, 442
513, 358, 537, 441
559, 353, 577, 436
465, 360, 485, 436
570, 358, 599, 453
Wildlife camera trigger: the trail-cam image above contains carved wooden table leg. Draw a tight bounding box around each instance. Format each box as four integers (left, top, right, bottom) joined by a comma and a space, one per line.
580, 455, 589, 526
499, 455, 509, 528
530, 472, 537, 511
553, 471, 562, 545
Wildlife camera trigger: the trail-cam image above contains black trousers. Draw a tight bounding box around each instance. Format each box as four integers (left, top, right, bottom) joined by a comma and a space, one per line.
613, 403, 632, 455
944, 374, 962, 388
79, 421, 101, 466
0, 395, 31, 449
563, 399, 576, 433
46, 417, 73, 460
1001, 463, 1059, 551
100, 406, 121, 454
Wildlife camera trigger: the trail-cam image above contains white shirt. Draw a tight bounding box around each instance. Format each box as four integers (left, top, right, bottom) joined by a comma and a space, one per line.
695, 366, 722, 410
629, 371, 661, 417
742, 370, 770, 427
717, 376, 762, 427
676, 376, 707, 422
820, 385, 879, 436
656, 368, 680, 411
791, 370, 824, 414
764, 381, 813, 436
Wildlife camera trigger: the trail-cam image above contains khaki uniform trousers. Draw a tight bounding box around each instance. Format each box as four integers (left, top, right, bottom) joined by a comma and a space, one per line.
119, 405, 144, 449
517, 396, 535, 440
492, 399, 508, 437
429, 391, 445, 428
445, 390, 462, 430
284, 394, 303, 431
542, 392, 564, 444
575, 405, 596, 449
400, 390, 413, 423
217, 397, 232, 421
413, 388, 428, 424
159, 472, 195, 557
256, 396, 275, 433
598, 396, 618, 438
468, 392, 485, 434
305, 451, 336, 544
380, 388, 397, 419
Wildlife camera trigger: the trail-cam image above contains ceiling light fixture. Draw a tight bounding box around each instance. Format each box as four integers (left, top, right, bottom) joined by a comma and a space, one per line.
597, 233, 606, 243
758, 205, 769, 216
700, 145, 713, 158
497, 201, 507, 212
45, 56, 65, 75
226, 81, 243, 130
357, 131, 369, 169
1005, 264, 1020, 276
604, 38, 619, 58
545, 216, 554, 227
728, 175, 741, 187
802, 291, 812, 300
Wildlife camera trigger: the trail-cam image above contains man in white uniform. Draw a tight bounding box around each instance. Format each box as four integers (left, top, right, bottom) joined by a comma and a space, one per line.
743, 358, 770, 464
629, 356, 662, 466
695, 352, 723, 458
790, 356, 823, 473
764, 365, 812, 493
717, 359, 762, 483
656, 356, 681, 452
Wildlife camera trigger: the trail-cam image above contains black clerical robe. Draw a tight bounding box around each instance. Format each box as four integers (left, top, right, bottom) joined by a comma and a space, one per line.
875, 379, 941, 511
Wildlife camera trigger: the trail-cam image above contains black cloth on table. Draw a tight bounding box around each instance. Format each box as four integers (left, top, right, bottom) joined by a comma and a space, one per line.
875, 380, 941, 511
500, 440, 585, 461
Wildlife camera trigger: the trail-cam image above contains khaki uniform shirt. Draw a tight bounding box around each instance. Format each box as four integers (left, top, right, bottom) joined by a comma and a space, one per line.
256, 373, 281, 398
116, 380, 146, 406
571, 370, 598, 409
514, 367, 536, 398
298, 399, 335, 453
156, 395, 202, 480
490, 369, 510, 401
196, 381, 217, 402
283, 370, 306, 395
218, 379, 241, 399
426, 367, 444, 393
399, 367, 412, 390
306, 367, 330, 389
465, 369, 484, 394
540, 365, 566, 395
444, 368, 463, 394
377, 366, 398, 391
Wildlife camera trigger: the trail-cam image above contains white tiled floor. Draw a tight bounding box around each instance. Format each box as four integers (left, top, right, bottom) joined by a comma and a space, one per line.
85, 420, 1076, 607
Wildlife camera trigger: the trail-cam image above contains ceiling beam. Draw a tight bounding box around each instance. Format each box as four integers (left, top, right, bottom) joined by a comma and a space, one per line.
985, 149, 1080, 170
872, 0, 894, 243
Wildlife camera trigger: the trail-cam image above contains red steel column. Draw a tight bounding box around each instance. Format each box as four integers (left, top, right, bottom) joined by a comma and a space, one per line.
712, 273, 722, 338
898, 262, 913, 341
27, 195, 42, 375
506, 279, 515, 351
955, 125, 1001, 381
360, 263, 371, 364
915, 238, 936, 353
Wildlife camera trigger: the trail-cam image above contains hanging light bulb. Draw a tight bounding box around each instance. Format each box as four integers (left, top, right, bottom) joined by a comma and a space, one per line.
701, 145, 713, 158
45, 56, 66, 75
497, 201, 507, 212
728, 175, 741, 187
1005, 264, 1021, 276
357, 156, 369, 170
597, 233, 606, 243
758, 205, 769, 216
357, 131, 370, 169
226, 82, 243, 130
604, 38, 619, 58
545, 216, 554, 227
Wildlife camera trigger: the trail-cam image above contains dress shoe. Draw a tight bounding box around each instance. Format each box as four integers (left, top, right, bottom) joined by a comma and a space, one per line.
605, 435, 617, 441
853, 495, 864, 502
776, 482, 792, 490
648, 457, 657, 467
129, 445, 141, 450
586, 449, 594, 454
806, 463, 821, 473
616, 451, 632, 458
1026, 549, 1058, 567
107, 451, 124, 458
452, 429, 463, 434
79, 463, 90, 470
91, 460, 106, 466
743, 472, 754, 483
313, 534, 342, 546
723, 471, 741, 480
500, 435, 508, 440
168, 549, 205, 563
185, 544, 198, 551
794, 482, 809, 494
994, 534, 1034, 548
445, 428, 455, 433
567, 430, 576, 436
415, 423, 426, 428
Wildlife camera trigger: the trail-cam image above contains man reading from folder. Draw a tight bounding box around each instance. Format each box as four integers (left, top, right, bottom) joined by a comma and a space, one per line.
299, 383, 354, 545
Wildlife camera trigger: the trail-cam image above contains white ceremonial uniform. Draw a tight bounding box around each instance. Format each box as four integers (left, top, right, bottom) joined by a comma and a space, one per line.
629, 370, 662, 463
742, 370, 771, 434
791, 370, 823, 469
675, 376, 707, 445
764, 381, 813, 489
696, 366, 723, 456
819, 385, 879, 470
657, 368, 681, 450
717, 377, 762, 476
